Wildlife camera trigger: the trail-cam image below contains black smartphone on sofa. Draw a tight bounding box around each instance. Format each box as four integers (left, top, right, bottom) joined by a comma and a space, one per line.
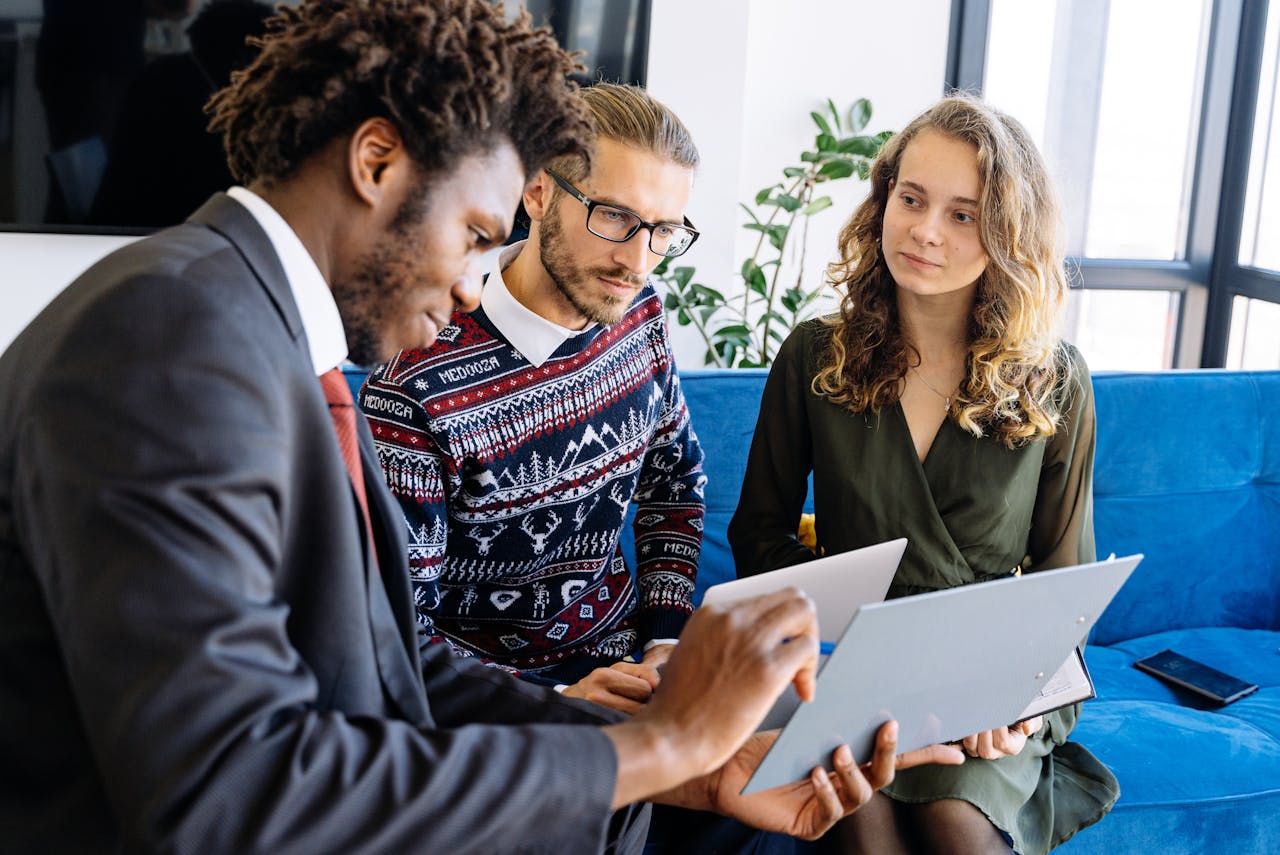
1134, 649, 1259, 706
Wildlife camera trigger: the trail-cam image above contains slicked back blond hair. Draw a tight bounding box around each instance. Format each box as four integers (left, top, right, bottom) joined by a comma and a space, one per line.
545, 82, 699, 185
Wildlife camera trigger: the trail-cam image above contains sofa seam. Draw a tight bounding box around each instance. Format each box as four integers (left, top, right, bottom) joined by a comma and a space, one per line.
1113, 787, 1280, 809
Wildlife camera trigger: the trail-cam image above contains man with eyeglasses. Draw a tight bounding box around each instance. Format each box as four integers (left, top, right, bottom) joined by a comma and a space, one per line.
360, 82, 706, 711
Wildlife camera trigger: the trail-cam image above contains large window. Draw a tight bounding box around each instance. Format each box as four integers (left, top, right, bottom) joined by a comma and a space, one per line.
1237, 0, 1280, 272
949, 0, 1280, 370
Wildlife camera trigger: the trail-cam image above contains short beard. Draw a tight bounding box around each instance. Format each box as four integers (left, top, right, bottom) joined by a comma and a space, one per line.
330, 244, 391, 367
538, 207, 641, 327
331, 184, 433, 367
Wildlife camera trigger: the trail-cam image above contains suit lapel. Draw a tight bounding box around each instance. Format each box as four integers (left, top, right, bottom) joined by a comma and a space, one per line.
356, 409, 430, 723
191, 193, 429, 722
187, 193, 307, 345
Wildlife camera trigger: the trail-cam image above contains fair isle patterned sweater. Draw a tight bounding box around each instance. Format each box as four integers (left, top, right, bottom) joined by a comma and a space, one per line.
361, 285, 705, 677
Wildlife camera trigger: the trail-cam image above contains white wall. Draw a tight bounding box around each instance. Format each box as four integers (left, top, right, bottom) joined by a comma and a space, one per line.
0, 0, 952, 358
647, 0, 952, 366
0, 232, 139, 349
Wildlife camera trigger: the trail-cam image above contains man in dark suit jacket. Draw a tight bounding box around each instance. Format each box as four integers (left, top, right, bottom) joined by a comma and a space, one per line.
0, 2, 957, 852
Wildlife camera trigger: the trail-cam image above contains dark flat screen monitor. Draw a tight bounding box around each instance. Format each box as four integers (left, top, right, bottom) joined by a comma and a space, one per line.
0, 0, 650, 233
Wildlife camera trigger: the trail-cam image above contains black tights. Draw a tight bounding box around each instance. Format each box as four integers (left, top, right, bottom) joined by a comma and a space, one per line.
819, 792, 1013, 855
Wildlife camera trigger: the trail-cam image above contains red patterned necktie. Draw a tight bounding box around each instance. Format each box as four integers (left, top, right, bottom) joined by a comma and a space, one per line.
319, 368, 377, 551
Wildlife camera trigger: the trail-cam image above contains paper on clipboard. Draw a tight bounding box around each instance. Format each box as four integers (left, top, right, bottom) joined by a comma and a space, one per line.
1016, 647, 1095, 721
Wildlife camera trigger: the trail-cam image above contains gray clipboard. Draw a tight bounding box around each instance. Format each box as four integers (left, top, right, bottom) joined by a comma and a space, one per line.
741, 554, 1142, 795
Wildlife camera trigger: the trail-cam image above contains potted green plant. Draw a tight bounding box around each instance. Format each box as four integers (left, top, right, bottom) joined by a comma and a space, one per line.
658, 98, 892, 367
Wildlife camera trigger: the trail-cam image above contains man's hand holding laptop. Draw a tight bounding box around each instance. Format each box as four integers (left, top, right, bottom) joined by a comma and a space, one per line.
603, 587, 964, 839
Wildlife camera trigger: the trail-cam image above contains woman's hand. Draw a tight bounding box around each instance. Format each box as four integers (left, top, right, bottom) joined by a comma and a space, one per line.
960, 716, 1043, 760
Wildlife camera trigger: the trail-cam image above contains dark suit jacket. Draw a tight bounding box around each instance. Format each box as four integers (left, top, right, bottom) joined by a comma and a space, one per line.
0, 195, 641, 854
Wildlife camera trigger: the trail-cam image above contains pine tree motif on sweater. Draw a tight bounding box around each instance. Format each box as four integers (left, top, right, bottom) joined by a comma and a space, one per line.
361, 286, 705, 677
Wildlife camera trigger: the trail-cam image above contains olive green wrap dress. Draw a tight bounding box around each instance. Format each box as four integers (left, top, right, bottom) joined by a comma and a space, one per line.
728, 320, 1120, 854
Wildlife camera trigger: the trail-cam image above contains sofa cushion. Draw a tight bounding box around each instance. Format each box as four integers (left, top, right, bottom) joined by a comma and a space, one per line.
1062, 627, 1280, 852
1086, 627, 1280, 708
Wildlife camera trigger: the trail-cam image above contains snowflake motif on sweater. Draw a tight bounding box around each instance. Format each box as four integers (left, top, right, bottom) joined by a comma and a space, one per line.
361, 286, 705, 675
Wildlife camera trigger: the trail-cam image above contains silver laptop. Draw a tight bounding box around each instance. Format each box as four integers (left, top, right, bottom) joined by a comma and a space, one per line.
701, 538, 907, 729
741, 553, 1143, 795
701, 538, 907, 640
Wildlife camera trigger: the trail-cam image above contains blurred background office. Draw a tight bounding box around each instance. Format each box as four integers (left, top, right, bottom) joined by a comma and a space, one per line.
1, 0, 1277, 371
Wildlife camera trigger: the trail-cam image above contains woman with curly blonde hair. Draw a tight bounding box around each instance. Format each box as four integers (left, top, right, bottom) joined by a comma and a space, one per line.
728, 94, 1119, 854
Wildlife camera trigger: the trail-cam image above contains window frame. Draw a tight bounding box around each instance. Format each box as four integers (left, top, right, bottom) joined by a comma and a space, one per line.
946, 0, 1274, 368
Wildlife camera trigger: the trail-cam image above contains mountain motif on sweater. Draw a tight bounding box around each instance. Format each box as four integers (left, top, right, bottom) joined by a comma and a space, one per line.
361, 286, 705, 675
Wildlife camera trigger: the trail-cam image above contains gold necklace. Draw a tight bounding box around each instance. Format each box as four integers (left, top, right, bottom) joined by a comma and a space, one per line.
910, 365, 956, 413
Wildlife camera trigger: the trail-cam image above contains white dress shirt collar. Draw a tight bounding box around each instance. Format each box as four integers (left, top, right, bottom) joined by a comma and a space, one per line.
226, 186, 348, 375
481, 241, 596, 368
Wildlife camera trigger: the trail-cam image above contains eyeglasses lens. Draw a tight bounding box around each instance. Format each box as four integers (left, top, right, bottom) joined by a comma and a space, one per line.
587, 206, 695, 257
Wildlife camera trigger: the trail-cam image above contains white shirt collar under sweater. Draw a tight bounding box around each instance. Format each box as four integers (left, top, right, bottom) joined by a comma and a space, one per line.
226, 186, 348, 375
480, 242, 678, 657
481, 241, 596, 368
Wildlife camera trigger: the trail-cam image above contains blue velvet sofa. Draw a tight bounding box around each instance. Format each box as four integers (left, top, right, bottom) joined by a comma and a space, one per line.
347, 366, 1280, 852
677, 368, 1280, 854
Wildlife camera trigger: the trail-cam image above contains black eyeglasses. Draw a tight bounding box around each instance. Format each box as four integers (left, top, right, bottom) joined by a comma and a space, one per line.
545, 169, 700, 258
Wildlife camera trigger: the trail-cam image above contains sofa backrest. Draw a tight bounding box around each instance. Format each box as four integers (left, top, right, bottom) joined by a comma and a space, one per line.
677, 370, 808, 602
348, 365, 1280, 642
679, 369, 1280, 642
1089, 370, 1280, 643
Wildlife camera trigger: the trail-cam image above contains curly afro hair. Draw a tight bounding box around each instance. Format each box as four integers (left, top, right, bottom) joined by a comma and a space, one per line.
207, 0, 591, 187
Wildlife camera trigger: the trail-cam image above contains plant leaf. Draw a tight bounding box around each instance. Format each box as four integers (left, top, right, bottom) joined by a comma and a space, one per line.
782, 166, 807, 178
672, 266, 694, 288
692, 283, 727, 304
742, 260, 768, 296
810, 111, 833, 137
713, 340, 738, 360
803, 196, 833, 216
800, 150, 821, 163
775, 193, 802, 213
744, 224, 790, 249
816, 133, 838, 152
798, 287, 825, 307
766, 224, 788, 250
818, 159, 855, 180
738, 202, 760, 224
754, 184, 777, 205
827, 98, 842, 133
676, 308, 691, 326
837, 135, 882, 157
848, 98, 872, 133
663, 292, 680, 311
